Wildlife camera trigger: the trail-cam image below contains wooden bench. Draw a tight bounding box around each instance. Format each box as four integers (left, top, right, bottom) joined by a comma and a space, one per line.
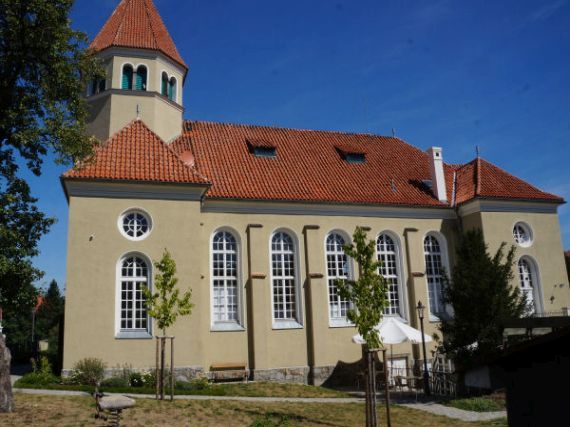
209, 362, 248, 382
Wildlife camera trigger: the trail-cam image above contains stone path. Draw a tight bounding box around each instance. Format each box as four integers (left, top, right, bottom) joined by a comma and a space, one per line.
13, 388, 507, 422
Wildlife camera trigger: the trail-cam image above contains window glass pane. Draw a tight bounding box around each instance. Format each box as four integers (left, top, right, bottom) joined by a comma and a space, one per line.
271, 232, 297, 321
326, 233, 352, 320
424, 235, 444, 315
120, 257, 148, 332
518, 259, 535, 312
135, 66, 147, 91
377, 234, 401, 316
211, 231, 239, 322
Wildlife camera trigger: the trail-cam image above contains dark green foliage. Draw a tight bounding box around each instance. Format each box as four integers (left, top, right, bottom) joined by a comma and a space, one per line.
439, 229, 527, 368
335, 227, 388, 349
142, 249, 194, 335
17, 356, 58, 386
100, 376, 129, 388
0, 0, 101, 325
129, 372, 145, 387
565, 252, 570, 282
36, 280, 65, 370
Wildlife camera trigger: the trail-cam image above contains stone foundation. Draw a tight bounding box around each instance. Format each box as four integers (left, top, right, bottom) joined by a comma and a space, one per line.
312, 365, 336, 386
252, 366, 310, 383
62, 365, 205, 381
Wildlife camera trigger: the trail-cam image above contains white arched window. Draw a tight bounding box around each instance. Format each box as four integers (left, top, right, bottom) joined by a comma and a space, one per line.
117, 255, 150, 337
168, 77, 177, 102
325, 232, 352, 325
377, 233, 403, 316
211, 230, 241, 328
271, 231, 300, 327
424, 234, 445, 316
513, 222, 533, 247
518, 258, 540, 313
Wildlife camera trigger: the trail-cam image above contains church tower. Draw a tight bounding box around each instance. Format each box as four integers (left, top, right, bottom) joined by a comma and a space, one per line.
85, 0, 187, 142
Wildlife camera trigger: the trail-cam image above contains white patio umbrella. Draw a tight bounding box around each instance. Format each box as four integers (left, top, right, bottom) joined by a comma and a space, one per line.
352, 316, 433, 345
352, 316, 433, 375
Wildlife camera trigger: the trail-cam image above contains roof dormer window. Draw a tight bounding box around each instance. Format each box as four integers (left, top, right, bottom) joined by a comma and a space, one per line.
335, 144, 366, 164
247, 138, 277, 158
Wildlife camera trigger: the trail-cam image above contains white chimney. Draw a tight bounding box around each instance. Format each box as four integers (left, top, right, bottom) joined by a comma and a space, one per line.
427, 147, 447, 203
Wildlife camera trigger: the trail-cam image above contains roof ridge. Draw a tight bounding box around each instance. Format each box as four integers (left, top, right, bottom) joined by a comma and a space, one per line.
187, 119, 398, 140
475, 156, 482, 196
143, 0, 158, 50
112, 0, 127, 46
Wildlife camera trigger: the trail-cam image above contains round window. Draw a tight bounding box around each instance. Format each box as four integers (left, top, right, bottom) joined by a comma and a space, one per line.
119, 210, 151, 240
513, 222, 532, 247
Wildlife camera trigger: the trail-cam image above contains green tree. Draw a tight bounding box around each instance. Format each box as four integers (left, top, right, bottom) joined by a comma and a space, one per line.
439, 229, 528, 369
0, 0, 101, 318
143, 249, 193, 400
335, 227, 389, 427
36, 280, 65, 372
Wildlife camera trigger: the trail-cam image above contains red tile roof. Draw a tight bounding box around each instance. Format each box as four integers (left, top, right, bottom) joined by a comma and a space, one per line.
565, 251, 570, 258
454, 157, 562, 205
90, 0, 187, 71
170, 121, 456, 207
65, 120, 564, 207
63, 120, 207, 184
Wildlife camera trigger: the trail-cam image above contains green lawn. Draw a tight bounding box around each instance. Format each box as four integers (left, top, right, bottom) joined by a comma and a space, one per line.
1, 394, 508, 427
444, 394, 506, 412
14, 379, 348, 398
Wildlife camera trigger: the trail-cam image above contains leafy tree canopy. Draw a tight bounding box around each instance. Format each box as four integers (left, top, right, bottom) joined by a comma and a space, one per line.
335, 227, 388, 349
0, 0, 101, 313
143, 249, 193, 335
439, 228, 528, 368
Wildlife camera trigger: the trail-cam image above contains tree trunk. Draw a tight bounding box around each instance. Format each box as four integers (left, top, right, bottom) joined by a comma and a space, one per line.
362, 346, 378, 427
0, 335, 13, 413
160, 337, 166, 400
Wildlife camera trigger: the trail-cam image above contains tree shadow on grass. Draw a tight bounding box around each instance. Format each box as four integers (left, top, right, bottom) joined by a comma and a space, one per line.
237, 409, 338, 426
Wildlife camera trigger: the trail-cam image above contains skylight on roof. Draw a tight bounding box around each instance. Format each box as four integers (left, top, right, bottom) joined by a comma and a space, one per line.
246, 138, 277, 158
345, 153, 365, 163
335, 145, 366, 164
252, 146, 277, 158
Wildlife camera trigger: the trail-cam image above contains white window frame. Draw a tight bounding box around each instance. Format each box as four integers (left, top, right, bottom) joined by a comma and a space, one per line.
269, 229, 303, 329
118, 208, 153, 241
513, 221, 533, 248
377, 231, 407, 320
115, 252, 153, 339
325, 230, 354, 327
517, 256, 543, 314
210, 228, 244, 331
423, 231, 450, 322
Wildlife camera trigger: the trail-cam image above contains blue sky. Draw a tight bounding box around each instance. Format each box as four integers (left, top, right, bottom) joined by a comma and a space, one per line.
25, 0, 570, 291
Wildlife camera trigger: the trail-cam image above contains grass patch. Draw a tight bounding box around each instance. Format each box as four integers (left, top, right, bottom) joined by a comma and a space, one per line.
13, 379, 347, 398
444, 394, 506, 412
2, 394, 507, 426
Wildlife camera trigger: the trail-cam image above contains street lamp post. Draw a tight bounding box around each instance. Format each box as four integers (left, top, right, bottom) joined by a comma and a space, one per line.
416, 301, 431, 396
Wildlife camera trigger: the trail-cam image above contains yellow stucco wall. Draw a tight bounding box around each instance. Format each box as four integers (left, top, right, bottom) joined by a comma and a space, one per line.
63, 193, 569, 380
64, 195, 458, 374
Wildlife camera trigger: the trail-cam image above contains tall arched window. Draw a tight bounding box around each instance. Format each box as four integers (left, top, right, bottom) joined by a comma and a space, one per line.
161, 72, 169, 96
271, 231, 299, 325
326, 233, 352, 324
211, 230, 240, 327
518, 258, 539, 313
122, 64, 133, 90
377, 233, 403, 316
118, 255, 150, 336
168, 77, 177, 101
135, 65, 147, 91
424, 235, 445, 316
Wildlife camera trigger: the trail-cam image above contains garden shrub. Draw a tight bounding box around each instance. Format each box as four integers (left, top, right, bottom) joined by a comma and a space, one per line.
70, 357, 106, 386
129, 371, 145, 387
18, 356, 58, 386
100, 376, 129, 388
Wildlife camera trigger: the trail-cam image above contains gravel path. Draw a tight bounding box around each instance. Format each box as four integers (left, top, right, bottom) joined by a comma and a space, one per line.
13, 388, 507, 422
400, 402, 507, 422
